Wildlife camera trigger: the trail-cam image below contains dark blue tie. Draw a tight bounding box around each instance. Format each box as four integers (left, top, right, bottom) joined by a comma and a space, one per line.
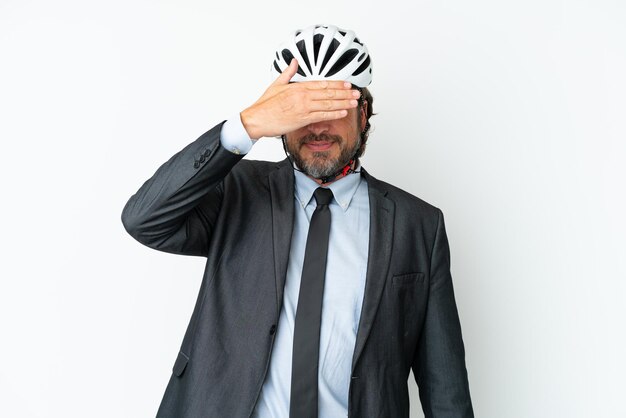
290, 187, 334, 418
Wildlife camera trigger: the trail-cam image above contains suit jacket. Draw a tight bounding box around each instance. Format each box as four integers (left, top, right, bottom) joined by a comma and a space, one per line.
121, 122, 474, 418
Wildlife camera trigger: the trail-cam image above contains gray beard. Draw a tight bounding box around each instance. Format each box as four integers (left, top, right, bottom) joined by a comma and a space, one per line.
286, 133, 360, 179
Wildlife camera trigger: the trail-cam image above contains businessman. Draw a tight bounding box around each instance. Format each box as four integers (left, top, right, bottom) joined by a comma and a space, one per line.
121, 24, 473, 418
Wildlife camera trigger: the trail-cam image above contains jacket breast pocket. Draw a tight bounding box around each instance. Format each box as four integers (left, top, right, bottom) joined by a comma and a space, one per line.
391, 272, 425, 287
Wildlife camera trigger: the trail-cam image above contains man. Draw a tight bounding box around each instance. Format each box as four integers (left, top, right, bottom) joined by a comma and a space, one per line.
122, 24, 473, 418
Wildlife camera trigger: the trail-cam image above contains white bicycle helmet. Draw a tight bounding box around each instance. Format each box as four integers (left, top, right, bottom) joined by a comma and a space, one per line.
271, 24, 372, 87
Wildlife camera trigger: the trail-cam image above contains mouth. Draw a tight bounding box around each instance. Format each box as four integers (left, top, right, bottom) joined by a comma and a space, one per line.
304, 141, 335, 151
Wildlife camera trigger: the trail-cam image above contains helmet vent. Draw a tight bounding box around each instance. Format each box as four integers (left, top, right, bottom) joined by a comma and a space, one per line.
281, 49, 294, 65
327, 48, 359, 77
296, 39, 312, 74
313, 33, 323, 64
320, 38, 340, 73
352, 56, 371, 76
282, 49, 306, 76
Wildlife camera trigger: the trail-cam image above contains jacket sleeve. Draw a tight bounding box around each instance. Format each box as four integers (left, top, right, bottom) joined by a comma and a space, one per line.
412, 209, 474, 417
120, 122, 244, 257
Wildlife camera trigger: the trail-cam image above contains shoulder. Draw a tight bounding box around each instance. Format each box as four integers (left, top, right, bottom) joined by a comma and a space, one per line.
224, 157, 291, 189
363, 169, 443, 221
231, 158, 284, 176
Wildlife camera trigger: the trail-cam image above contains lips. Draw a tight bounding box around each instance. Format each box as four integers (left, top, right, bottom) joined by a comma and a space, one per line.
298, 133, 342, 152
304, 141, 334, 151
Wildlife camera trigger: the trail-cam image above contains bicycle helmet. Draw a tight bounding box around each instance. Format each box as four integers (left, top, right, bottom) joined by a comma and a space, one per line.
271, 24, 372, 87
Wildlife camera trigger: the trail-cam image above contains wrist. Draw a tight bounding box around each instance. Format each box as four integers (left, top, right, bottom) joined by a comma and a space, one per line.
240, 107, 262, 140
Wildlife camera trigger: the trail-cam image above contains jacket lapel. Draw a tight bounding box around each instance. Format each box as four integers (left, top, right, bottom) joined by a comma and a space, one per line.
268, 159, 295, 317
351, 168, 395, 373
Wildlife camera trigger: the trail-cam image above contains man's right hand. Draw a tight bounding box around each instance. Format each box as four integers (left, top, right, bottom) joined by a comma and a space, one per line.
239, 59, 361, 140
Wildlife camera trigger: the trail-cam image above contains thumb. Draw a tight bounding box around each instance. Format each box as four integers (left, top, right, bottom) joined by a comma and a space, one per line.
272, 58, 299, 86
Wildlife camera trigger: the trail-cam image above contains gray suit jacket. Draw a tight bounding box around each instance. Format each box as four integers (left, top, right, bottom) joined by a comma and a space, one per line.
121, 122, 474, 418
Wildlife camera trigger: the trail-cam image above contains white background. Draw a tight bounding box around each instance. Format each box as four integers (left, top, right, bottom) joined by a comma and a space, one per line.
1, 0, 625, 417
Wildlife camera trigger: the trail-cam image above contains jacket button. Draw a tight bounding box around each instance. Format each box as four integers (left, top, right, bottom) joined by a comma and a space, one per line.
269, 325, 276, 335
193, 161, 200, 169
199, 154, 206, 163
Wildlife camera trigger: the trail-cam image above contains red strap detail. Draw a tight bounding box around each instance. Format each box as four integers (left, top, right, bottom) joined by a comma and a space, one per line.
341, 160, 354, 176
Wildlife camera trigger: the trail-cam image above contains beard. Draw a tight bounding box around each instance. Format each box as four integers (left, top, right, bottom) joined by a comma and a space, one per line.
285, 133, 361, 179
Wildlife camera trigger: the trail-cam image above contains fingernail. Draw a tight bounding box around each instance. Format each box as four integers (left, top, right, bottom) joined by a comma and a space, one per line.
352, 90, 361, 97
344, 82, 351, 88
350, 99, 358, 106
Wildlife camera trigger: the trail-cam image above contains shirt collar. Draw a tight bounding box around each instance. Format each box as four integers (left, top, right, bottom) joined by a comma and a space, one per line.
293, 161, 363, 212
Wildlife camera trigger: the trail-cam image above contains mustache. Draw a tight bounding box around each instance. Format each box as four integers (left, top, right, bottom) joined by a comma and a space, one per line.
298, 133, 343, 146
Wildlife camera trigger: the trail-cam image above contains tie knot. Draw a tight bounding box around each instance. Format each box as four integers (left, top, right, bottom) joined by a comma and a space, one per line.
313, 187, 333, 206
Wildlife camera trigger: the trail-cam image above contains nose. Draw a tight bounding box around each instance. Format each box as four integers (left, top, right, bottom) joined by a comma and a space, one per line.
305, 121, 330, 136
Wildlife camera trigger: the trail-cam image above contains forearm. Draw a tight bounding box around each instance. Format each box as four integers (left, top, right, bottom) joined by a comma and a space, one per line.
121, 121, 244, 256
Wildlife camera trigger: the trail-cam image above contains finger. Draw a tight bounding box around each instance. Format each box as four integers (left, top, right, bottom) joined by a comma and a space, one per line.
302, 80, 353, 90
308, 99, 359, 112
306, 109, 349, 124
272, 58, 299, 86
308, 88, 361, 101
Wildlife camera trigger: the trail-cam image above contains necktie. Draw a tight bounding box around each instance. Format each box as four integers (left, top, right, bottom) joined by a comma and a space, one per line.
290, 187, 334, 418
